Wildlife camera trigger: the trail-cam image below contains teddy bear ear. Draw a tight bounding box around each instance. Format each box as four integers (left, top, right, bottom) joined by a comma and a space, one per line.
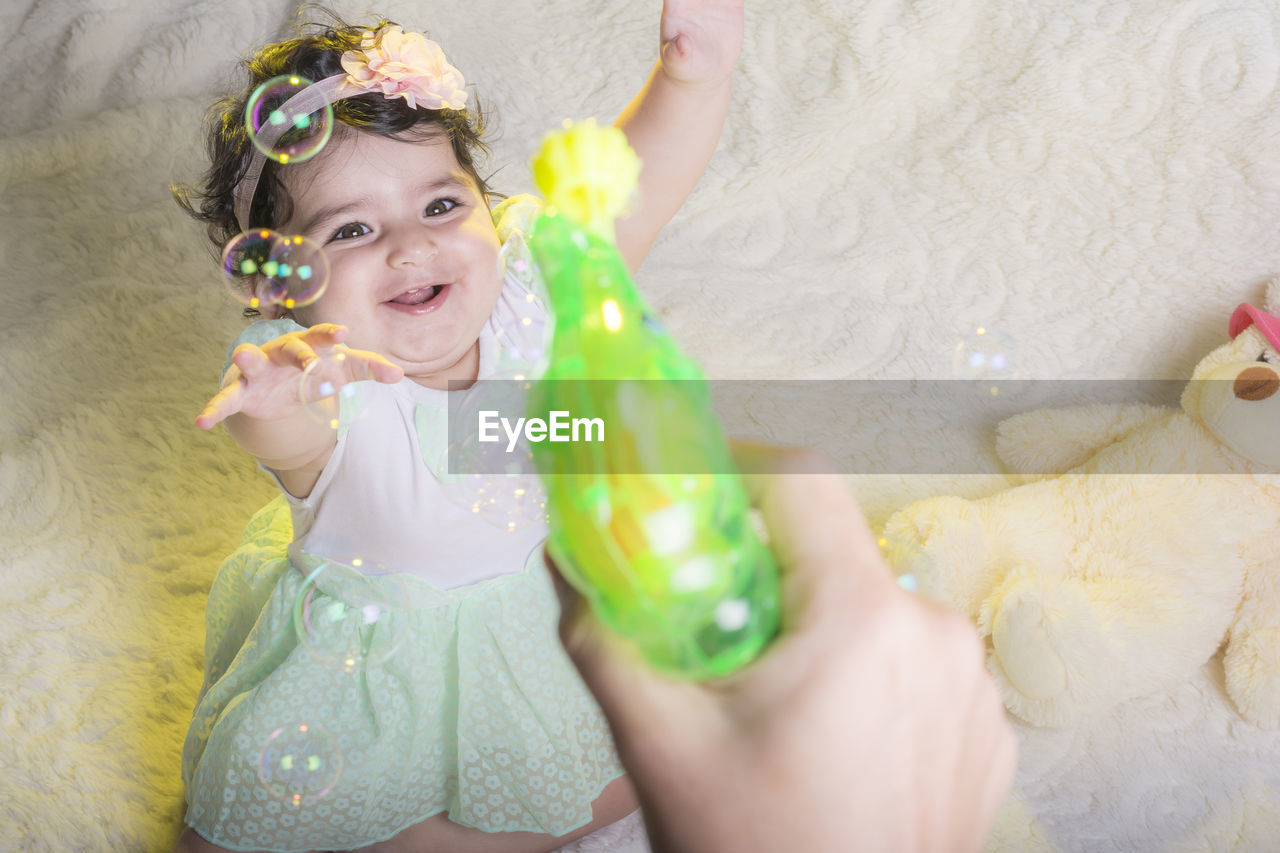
1264, 275, 1280, 315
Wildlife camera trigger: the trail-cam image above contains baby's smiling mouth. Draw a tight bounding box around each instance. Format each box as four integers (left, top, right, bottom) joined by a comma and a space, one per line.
389, 285, 442, 305
383, 283, 452, 315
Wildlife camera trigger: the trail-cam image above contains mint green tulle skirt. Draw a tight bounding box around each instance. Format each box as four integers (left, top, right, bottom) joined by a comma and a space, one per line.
181, 497, 624, 852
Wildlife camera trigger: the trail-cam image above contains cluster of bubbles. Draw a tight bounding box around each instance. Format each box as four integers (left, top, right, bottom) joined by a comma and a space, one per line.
223, 75, 374, 428
435, 373, 550, 533
241, 80, 547, 810
953, 326, 1017, 396
221, 76, 336, 314
257, 555, 410, 807
221, 229, 330, 312
237, 77, 367, 805
492, 228, 553, 378
426, 228, 553, 533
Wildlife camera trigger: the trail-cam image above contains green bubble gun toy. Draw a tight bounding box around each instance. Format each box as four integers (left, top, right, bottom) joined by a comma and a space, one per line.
525, 120, 780, 680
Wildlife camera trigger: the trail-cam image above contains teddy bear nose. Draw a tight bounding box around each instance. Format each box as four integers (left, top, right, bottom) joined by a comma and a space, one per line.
1233, 365, 1280, 401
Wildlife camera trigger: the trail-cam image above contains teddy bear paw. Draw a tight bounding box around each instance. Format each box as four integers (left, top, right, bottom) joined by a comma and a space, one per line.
992, 595, 1069, 701
1225, 628, 1280, 729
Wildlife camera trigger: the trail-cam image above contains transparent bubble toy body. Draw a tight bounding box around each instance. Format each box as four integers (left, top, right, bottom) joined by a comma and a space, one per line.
525, 122, 780, 680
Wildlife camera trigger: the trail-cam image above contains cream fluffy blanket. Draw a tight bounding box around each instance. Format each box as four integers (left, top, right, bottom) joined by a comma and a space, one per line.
3, 0, 1279, 850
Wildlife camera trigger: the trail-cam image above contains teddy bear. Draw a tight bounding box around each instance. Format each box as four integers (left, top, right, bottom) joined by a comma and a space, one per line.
883, 282, 1280, 728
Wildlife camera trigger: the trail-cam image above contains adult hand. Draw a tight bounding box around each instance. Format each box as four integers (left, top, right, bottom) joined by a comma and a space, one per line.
551, 446, 1017, 853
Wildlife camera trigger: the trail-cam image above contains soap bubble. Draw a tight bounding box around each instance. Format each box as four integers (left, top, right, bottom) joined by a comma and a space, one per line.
443, 468, 549, 534
245, 75, 334, 164
437, 374, 549, 533
293, 557, 409, 674
221, 230, 330, 311
221, 229, 282, 308
298, 349, 373, 430
953, 327, 1017, 381
493, 229, 552, 377
498, 228, 546, 297
876, 532, 930, 593
258, 721, 342, 807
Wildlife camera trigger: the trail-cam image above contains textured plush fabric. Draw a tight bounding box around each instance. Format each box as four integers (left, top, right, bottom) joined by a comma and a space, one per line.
4, 0, 1280, 850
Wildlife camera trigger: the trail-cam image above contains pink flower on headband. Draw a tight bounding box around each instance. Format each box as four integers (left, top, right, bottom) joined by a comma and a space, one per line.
340, 26, 468, 111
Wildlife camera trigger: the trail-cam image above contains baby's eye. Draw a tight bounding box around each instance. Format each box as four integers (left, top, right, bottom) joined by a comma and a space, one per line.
332, 222, 371, 241
1258, 352, 1273, 364
425, 198, 460, 217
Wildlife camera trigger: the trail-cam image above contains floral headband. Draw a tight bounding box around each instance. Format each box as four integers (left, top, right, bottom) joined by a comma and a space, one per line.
233, 25, 468, 232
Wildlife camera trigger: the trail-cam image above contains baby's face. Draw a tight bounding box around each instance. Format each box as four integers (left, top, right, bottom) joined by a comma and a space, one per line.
283, 129, 502, 387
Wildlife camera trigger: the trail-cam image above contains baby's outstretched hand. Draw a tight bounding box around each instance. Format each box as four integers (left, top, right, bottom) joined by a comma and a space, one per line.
195, 324, 404, 429
659, 0, 744, 88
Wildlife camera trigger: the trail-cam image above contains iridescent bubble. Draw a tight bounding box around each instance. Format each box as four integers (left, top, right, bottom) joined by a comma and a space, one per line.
493, 229, 552, 377
953, 326, 1017, 381
497, 228, 546, 298
298, 349, 373, 431
268, 234, 329, 307
221, 229, 282, 307
293, 556, 409, 674
245, 75, 334, 164
257, 722, 342, 807
876, 532, 930, 593
437, 374, 549, 533
221, 230, 330, 311
445, 469, 549, 533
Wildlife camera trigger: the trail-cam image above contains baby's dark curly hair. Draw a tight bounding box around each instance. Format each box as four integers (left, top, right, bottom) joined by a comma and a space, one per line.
173, 10, 497, 286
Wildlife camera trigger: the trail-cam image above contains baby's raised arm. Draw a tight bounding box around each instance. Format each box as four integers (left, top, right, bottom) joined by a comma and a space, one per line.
196, 323, 403, 497
612, 0, 743, 273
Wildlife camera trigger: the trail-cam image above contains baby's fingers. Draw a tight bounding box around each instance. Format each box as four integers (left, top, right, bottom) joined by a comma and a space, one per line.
349, 349, 404, 384
270, 335, 323, 372
319, 346, 403, 385
299, 323, 348, 349
230, 343, 271, 378
271, 325, 348, 371
195, 379, 245, 429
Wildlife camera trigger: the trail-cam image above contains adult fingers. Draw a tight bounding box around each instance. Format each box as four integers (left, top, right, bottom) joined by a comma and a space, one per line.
727, 441, 892, 592
728, 440, 838, 501
744, 453, 895, 629
918, 606, 1017, 852
961, 652, 1019, 848
545, 548, 720, 756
